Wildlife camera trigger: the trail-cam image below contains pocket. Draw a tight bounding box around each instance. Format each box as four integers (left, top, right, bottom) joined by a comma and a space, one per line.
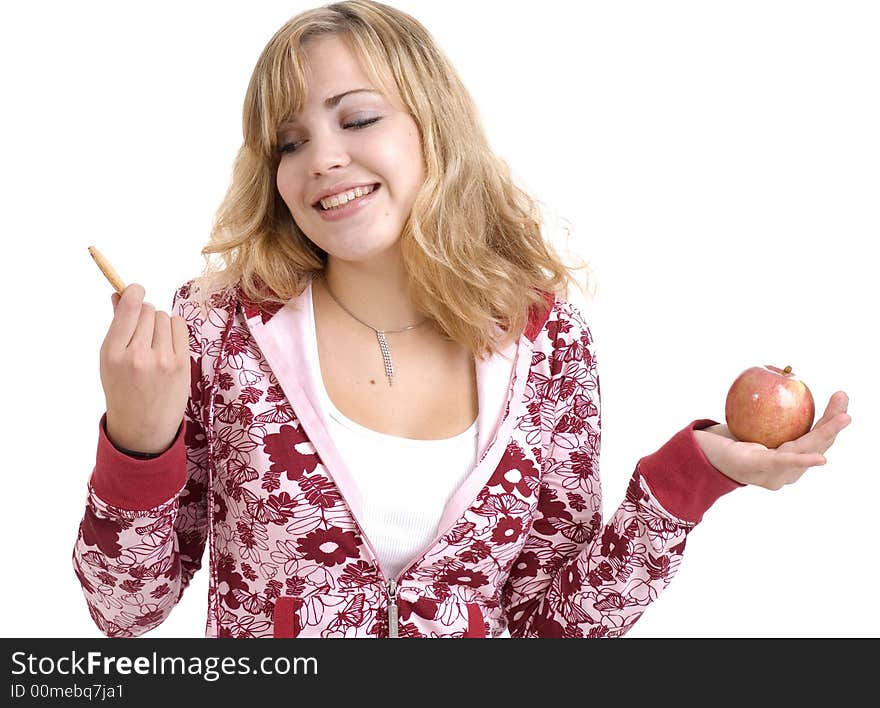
464, 602, 486, 638
394, 595, 487, 638
273, 593, 373, 638
272, 597, 303, 638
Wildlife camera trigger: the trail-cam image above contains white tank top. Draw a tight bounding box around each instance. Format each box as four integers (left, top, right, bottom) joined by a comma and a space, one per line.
308, 289, 479, 580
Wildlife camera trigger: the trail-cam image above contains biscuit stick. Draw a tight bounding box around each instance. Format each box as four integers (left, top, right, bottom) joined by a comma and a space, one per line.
87, 246, 127, 295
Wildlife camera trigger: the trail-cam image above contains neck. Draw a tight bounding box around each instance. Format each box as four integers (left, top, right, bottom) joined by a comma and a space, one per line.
321, 249, 425, 331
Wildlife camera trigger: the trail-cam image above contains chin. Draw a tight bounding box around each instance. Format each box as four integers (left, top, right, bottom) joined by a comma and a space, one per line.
323, 239, 403, 265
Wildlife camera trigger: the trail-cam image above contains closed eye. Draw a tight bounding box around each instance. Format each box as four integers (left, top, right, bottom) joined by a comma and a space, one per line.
347, 117, 381, 131
278, 117, 382, 155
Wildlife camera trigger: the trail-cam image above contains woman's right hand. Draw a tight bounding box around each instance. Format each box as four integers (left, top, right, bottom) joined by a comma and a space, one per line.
100, 284, 192, 455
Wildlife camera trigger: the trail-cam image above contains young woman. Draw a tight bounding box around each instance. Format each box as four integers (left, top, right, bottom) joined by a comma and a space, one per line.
73, 0, 850, 638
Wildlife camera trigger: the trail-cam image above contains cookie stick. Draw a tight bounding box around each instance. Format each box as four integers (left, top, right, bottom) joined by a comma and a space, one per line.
87, 246, 126, 295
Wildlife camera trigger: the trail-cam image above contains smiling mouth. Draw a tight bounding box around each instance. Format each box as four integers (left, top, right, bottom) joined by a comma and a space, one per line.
314, 184, 380, 211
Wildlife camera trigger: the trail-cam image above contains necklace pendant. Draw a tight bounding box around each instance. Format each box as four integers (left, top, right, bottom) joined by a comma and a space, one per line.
376, 331, 395, 386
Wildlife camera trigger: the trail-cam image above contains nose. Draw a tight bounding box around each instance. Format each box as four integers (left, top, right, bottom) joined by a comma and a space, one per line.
308, 128, 351, 176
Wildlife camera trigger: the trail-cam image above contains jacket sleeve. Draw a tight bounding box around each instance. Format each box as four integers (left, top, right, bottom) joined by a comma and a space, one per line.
501, 301, 742, 637
72, 284, 211, 637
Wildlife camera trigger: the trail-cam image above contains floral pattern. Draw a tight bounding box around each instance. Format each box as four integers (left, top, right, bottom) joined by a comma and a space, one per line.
73, 282, 700, 638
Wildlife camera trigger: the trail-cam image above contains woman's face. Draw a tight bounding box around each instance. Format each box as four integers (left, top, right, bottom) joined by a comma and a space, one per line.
275, 34, 425, 264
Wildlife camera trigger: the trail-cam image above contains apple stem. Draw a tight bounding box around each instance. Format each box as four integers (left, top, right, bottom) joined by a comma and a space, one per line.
784, 366, 793, 374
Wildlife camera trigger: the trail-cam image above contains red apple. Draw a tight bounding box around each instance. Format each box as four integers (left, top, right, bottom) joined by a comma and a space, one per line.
724, 365, 816, 449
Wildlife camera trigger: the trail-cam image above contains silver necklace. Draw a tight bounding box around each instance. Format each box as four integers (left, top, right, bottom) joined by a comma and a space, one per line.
322, 278, 429, 386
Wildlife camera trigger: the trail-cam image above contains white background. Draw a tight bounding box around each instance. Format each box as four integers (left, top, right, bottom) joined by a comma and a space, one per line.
1, 0, 877, 638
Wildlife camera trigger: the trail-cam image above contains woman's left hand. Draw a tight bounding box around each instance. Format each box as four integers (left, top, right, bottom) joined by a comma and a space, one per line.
693, 391, 852, 490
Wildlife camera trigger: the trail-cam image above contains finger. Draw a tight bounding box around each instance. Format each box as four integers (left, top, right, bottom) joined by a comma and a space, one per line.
766, 449, 827, 474
104, 284, 146, 352
781, 411, 852, 455
170, 315, 191, 362
820, 391, 849, 422
816, 412, 852, 453
812, 391, 850, 429
130, 301, 157, 351
111, 293, 120, 310
152, 311, 172, 355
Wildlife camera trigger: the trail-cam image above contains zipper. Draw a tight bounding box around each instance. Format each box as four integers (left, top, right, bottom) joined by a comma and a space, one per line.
355, 347, 529, 639
386, 578, 399, 638
379, 366, 522, 639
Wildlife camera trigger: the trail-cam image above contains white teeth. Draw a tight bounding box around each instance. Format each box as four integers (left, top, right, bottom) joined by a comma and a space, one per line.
320, 184, 376, 211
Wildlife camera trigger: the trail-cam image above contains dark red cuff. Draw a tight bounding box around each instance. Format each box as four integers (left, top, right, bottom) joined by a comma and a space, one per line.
91, 413, 187, 511
638, 419, 744, 523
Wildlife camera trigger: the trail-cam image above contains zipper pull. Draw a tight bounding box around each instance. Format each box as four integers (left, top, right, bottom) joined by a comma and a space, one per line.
387, 579, 398, 639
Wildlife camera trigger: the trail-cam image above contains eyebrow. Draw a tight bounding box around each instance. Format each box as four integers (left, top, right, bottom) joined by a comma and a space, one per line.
279, 89, 380, 128
325, 88, 378, 108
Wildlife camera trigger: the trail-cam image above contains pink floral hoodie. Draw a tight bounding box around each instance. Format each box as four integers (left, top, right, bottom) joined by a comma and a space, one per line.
73, 279, 740, 638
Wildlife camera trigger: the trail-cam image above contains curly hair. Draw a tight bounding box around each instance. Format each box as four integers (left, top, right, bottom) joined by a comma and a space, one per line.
191, 0, 588, 356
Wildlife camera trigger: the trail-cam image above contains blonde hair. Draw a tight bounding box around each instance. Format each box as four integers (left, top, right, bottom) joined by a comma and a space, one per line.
193, 0, 588, 356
